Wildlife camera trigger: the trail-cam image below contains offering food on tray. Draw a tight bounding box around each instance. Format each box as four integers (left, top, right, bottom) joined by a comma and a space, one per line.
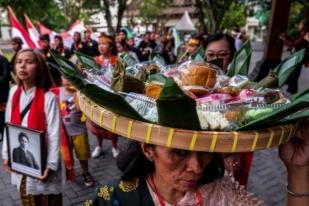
52, 49, 309, 133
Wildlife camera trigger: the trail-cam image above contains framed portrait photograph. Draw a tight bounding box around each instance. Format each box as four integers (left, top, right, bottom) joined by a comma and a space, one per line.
6, 123, 46, 178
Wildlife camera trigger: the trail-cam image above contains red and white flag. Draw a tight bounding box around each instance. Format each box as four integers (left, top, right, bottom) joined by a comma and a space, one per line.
24, 14, 42, 49
67, 19, 86, 36
37, 21, 58, 42
7, 6, 36, 49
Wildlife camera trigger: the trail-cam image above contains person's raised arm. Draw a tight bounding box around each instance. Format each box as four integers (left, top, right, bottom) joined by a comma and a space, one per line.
279, 119, 309, 206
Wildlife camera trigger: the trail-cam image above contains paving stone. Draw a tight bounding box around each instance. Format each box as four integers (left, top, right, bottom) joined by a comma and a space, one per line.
0, 198, 14, 206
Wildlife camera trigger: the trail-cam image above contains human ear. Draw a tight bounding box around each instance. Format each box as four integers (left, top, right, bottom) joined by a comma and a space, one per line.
140, 143, 155, 161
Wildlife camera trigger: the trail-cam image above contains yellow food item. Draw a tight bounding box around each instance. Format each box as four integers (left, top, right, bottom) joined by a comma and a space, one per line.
182, 63, 217, 88
145, 82, 162, 99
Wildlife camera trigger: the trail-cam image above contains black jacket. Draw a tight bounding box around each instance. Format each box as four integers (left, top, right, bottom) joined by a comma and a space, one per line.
12, 146, 39, 170
0, 55, 10, 103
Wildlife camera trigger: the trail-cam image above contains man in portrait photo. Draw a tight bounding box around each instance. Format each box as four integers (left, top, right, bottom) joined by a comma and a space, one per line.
12, 132, 39, 170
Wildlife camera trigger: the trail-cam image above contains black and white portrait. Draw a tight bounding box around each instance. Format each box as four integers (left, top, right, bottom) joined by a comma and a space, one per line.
6, 124, 46, 178
12, 132, 39, 169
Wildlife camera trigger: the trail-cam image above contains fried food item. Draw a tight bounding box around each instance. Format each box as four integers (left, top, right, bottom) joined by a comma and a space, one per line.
145, 82, 162, 99
182, 63, 217, 88
215, 86, 240, 96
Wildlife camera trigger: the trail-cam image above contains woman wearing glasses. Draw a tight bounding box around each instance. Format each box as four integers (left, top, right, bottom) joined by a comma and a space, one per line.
204, 33, 253, 187
205, 33, 236, 73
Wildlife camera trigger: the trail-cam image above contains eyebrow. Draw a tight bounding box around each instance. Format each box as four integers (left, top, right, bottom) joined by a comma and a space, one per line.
206, 50, 230, 53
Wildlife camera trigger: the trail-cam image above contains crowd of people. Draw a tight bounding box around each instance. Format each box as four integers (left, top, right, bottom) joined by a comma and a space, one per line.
0, 22, 308, 206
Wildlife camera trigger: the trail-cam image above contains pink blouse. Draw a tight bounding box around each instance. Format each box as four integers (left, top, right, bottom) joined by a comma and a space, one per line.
147, 173, 265, 206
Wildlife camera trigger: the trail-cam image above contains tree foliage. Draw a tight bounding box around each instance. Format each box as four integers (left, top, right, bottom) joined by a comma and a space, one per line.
195, 0, 234, 33
138, 0, 170, 29
0, 0, 69, 31
221, 2, 246, 30
288, 1, 309, 37
254, 0, 271, 27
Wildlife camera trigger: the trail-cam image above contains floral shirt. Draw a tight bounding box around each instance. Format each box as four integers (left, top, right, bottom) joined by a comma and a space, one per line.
147, 173, 265, 206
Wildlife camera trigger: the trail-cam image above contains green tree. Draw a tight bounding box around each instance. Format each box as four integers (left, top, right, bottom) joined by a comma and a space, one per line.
138, 0, 170, 31
287, 0, 309, 37
221, 2, 246, 30
0, 0, 68, 31
195, 0, 234, 33
80, 0, 129, 33
254, 0, 271, 27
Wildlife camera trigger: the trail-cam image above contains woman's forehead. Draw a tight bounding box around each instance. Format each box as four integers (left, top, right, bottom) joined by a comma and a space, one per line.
17, 51, 36, 59
206, 39, 230, 51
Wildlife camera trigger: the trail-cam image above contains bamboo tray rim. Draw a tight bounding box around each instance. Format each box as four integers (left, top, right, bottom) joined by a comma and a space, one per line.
77, 92, 298, 152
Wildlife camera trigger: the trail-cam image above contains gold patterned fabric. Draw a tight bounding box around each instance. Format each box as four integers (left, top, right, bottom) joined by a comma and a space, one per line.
20, 176, 62, 206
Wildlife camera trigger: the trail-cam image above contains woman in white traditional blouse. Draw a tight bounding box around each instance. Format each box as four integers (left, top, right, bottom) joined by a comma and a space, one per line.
2, 49, 62, 206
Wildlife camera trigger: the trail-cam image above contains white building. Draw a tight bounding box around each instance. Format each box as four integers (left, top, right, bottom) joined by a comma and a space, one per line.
0, 9, 11, 40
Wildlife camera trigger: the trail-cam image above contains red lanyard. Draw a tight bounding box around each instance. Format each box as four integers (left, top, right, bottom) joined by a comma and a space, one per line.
149, 175, 203, 206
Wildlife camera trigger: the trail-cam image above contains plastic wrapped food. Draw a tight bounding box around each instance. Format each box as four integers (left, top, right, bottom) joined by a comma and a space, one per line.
196, 93, 235, 104
228, 75, 250, 88
196, 104, 232, 130
123, 93, 158, 122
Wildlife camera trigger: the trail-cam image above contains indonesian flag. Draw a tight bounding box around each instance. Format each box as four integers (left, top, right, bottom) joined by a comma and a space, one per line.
67, 19, 86, 36
7, 6, 36, 49
36, 21, 58, 42
37, 21, 72, 48
24, 14, 42, 49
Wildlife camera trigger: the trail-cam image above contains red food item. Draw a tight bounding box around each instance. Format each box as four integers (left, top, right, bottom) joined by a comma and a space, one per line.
196, 93, 234, 104
238, 89, 255, 100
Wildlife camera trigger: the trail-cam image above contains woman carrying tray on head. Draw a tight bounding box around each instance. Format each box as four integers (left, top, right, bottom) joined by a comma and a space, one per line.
85, 118, 309, 206
2, 49, 62, 206
90, 35, 120, 158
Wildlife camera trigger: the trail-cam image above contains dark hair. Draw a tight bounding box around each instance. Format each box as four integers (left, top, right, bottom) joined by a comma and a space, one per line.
302, 19, 309, 31
117, 141, 224, 183
18, 132, 29, 142
119, 29, 128, 37
117, 40, 129, 51
39, 34, 50, 42
11, 37, 23, 45
205, 33, 236, 57
54, 35, 63, 42
14, 49, 53, 91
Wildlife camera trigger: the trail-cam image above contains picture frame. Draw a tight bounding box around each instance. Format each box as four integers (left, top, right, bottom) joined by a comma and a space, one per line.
6, 123, 46, 179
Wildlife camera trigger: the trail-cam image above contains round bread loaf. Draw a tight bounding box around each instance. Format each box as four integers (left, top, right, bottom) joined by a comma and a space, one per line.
183, 64, 217, 88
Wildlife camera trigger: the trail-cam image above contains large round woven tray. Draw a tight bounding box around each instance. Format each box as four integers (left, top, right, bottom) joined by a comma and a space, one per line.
77, 92, 298, 152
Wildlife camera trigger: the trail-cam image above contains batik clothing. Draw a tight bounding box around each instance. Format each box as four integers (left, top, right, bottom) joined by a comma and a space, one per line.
20, 175, 62, 206
2, 85, 62, 195
85, 174, 265, 206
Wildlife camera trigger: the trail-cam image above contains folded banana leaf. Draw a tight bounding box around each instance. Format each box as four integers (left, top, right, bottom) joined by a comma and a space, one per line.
192, 46, 205, 62
279, 109, 309, 124
148, 73, 167, 84
227, 41, 251, 77
253, 70, 278, 89
149, 52, 167, 66
156, 78, 201, 130
51, 52, 85, 90
83, 82, 145, 121
274, 49, 305, 87
237, 89, 309, 130
291, 88, 309, 101
75, 51, 101, 70
120, 53, 138, 67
